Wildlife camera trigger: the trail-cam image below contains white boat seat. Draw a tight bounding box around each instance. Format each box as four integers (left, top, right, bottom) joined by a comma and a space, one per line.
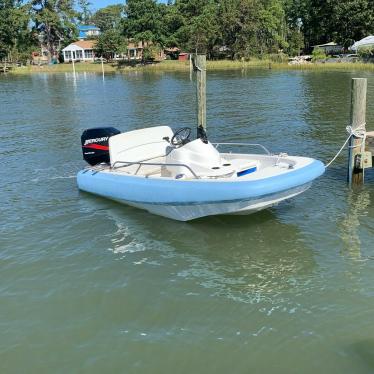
109, 126, 173, 167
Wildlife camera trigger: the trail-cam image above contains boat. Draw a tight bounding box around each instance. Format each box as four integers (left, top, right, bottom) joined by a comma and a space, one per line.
77, 125, 325, 221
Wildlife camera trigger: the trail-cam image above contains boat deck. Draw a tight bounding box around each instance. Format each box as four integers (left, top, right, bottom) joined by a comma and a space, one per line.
84, 153, 301, 181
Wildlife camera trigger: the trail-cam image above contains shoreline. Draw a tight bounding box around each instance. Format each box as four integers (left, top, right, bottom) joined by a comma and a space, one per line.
8, 59, 374, 74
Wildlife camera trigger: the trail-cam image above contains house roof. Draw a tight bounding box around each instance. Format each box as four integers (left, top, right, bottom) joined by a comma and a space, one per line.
312, 42, 340, 48
72, 40, 96, 49
62, 40, 96, 51
165, 47, 180, 52
127, 41, 144, 49
78, 25, 100, 31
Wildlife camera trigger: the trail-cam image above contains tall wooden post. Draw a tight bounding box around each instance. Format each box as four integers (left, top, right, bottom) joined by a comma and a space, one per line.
101, 57, 105, 81
348, 78, 367, 185
189, 53, 193, 81
72, 56, 76, 78
193, 54, 207, 142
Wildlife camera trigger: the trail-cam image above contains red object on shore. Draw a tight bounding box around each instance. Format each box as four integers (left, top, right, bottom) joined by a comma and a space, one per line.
178, 53, 189, 61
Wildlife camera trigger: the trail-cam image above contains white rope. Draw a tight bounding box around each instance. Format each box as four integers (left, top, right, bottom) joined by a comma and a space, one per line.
325, 123, 366, 168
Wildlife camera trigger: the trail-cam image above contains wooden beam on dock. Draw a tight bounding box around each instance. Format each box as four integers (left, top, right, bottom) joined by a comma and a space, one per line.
366, 132, 374, 153
193, 54, 207, 142
366, 131, 374, 168
0, 63, 12, 73
347, 78, 367, 185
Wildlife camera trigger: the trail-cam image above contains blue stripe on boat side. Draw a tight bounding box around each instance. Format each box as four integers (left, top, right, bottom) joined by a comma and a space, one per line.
77, 159, 325, 205
237, 167, 257, 177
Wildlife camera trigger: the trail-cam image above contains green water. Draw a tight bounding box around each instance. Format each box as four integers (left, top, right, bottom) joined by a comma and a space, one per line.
1, 70, 374, 374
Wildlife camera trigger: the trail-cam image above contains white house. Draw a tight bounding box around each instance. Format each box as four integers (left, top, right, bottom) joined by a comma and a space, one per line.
78, 25, 100, 40
312, 42, 343, 55
62, 40, 96, 62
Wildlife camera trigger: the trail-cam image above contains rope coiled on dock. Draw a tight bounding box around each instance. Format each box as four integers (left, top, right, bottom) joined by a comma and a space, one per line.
325, 123, 366, 168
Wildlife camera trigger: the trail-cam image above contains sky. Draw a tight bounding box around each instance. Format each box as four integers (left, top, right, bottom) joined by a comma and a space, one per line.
90, 0, 123, 9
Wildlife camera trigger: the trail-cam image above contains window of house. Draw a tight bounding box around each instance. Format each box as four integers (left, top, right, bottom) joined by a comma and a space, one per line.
76, 50, 83, 59
65, 51, 71, 60
85, 49, 93, 59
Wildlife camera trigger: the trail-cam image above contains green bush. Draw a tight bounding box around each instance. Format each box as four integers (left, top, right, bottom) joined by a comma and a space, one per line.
357, 46, 374, 59
312, 47, 327, 62
266, 52, 289, 63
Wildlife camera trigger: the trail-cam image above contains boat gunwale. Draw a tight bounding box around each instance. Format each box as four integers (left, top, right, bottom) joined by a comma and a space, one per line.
80, 155, 324, 185
77, 159, 325, 206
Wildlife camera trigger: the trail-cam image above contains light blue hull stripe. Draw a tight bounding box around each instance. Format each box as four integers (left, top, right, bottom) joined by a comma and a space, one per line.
77, 160, 325, 205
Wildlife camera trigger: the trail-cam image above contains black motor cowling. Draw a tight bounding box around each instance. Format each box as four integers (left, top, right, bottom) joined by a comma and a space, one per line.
81, 127, 121, 166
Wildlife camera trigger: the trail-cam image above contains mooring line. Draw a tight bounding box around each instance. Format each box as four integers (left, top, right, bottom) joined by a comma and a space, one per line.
325, 123, 366, 168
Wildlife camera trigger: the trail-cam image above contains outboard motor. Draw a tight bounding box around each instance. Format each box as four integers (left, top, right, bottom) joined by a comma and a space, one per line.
81, 127, 121, 166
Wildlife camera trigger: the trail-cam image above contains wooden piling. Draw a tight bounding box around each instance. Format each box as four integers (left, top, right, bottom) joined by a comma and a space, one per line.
101, 57, 105, 80
72, 57, 76, 78
348, 78, 367, 185
366, 131, 374, 155
193, 54, 207, 141
189, 53, 193, 81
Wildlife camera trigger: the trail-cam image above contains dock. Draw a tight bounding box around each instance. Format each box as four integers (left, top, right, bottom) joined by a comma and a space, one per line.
0, 63, 14, 73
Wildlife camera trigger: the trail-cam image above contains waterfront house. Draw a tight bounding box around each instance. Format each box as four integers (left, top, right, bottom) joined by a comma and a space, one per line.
78, 25, 101, 40
62, 40, 96, 62
164, 47, 181, 60
126, 41, 144, 60
125, 41, 165, 61
62, 39, 165, 63
312, 42, 343, 55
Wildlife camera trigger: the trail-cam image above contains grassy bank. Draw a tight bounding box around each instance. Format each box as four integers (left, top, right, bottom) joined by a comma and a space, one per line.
11, 59, 270, 74
10, 59, 374, 75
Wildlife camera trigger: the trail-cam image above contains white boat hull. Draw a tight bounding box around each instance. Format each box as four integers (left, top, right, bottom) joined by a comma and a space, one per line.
110, 183, 311, 221
77, 125, 325, 221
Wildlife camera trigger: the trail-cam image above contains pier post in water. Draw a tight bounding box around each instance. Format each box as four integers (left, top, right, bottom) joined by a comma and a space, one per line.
347, 78, 367, 185
101, 57, 105, 80
193, 54, 207, 142
72, 56, 76, 78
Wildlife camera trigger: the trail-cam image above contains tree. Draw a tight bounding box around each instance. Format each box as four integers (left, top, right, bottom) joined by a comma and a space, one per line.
217, 0, 263, 59
91, 4, 123, 32
0, 0, 16, 58
77, 0, 92, 24
30, 0, 77, 60
184, 2, 219, 54
257, 0, 288, 55
123, 0, 164, 44
330, 0, 374, 46
0, 0, 31, 60
160, 2, 184, 47
171, 0, 220, 55
286, 29, 304, 56
284, 0, 374, 51
94, 29, 127, 60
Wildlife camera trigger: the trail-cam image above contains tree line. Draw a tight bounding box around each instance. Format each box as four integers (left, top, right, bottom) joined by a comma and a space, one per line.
1, 0, 374, 63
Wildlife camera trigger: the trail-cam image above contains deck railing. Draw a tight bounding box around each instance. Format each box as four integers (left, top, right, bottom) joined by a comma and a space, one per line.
111, 160, 200, 179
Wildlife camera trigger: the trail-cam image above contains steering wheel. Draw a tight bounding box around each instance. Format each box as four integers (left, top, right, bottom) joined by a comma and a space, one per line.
171, 127, 192, 146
